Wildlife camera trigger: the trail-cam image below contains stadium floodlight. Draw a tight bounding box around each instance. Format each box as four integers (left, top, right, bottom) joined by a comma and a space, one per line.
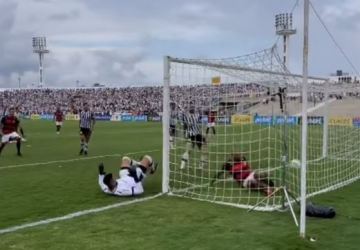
32, 37, 50, 88
275, 13, 296, 69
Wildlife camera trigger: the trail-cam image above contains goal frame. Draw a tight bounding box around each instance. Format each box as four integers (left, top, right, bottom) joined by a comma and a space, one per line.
161, 53, 344, 237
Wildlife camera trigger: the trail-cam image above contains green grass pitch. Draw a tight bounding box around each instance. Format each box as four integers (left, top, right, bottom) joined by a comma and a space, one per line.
0, 120, 359, 250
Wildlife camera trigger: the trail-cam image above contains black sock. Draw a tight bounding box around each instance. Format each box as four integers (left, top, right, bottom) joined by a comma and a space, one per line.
206, 128, 209, 134
20, 128, 25, 137
16, 140, 21, 154
56, 126, 60, 132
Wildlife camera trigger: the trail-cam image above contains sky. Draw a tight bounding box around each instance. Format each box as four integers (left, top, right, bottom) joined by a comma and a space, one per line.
0, 0, 359, 88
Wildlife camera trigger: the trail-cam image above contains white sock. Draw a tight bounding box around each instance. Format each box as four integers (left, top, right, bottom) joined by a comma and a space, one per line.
180, 152, 189, 169
170, 136, 174, 149
199, 154, 208, 168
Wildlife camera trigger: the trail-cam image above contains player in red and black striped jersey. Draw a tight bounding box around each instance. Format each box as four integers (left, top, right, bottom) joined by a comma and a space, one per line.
0, 107, 22, 156
54, 107, 64, 134
212, 153, 275, 196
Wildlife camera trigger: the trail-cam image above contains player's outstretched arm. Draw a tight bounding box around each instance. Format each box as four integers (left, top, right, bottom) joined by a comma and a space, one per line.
98, 162, 106, 175
97, 163, 112, 194
211, 163, 229, 185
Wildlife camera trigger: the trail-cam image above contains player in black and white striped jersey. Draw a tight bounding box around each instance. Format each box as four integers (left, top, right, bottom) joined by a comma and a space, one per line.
79, 103, 95, 156
179, 106, 208, 169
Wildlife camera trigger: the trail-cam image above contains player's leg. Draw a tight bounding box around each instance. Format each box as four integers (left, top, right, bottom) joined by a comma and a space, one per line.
211, 124, 216, 135
15, 137, 22, 156
83, 130, 92, 155
79, 129, 85, 155
122, 156, 132, 165
0, 142, 6, 155
169, 125, 175, 149
56, 122, 62, 134
126, 155, 157, 178
252, 172, 274, 196
183, 123, 188, 138
180, 136, 194, 169
206, 125, 210, 135
196, 134, 208, 168
256, 172, 275, 187
19, 126, 26, 141
138, 154, 157, 174
0, 134, 10, 155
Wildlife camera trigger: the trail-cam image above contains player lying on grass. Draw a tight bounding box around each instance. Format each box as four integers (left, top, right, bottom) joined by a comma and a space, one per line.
211, 153, 275, 196
98, 155, 157, 196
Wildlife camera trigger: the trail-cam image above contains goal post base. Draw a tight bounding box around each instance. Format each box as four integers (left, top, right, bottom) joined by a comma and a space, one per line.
248, 186, 300, 227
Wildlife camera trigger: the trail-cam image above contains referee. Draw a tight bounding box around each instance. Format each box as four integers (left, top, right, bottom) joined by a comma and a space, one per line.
79, 103, 95, 156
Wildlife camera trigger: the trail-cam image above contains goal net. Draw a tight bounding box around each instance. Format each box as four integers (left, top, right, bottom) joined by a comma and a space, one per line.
162, 46, 360, 211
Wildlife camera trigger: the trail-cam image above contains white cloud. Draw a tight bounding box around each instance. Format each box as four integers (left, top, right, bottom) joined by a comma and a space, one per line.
0, 0, 359, 88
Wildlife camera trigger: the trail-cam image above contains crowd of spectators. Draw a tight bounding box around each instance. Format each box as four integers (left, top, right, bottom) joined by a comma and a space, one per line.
0, 83, 268, 116
7, 84, 358, 116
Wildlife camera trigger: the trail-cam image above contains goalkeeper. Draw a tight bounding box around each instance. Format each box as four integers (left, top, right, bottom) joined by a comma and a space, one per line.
98, 155, 157, 196
212, 153, 275, 196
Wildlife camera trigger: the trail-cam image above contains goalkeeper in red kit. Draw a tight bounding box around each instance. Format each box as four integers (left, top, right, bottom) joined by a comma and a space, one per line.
211, 153, 275, 196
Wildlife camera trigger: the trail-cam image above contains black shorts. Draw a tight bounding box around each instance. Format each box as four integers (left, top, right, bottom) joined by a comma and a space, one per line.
170, 125, 176, 136
190, 134, 205, 150
80, 127, 92, 137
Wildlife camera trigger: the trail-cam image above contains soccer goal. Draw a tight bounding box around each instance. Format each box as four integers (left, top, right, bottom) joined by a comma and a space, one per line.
162, 46, 360, 213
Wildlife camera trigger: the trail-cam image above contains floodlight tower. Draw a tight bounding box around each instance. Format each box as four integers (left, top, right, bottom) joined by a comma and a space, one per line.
32, 37, 49, 88
275, 13, 296, 69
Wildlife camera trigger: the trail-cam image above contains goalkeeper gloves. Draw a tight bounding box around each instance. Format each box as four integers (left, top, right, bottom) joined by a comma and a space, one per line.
98, 163, 106, 175
150, 162, 158, 174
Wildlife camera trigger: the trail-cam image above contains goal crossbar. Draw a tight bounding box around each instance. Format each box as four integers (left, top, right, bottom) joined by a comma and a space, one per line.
168, 57, 327, 83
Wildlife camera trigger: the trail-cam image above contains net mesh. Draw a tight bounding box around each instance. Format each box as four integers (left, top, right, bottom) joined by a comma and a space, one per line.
165, 46, 360, 210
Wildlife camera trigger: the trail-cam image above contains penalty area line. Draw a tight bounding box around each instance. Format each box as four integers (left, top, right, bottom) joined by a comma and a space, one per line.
0, 149, 160, 170
0, 193, 163, 235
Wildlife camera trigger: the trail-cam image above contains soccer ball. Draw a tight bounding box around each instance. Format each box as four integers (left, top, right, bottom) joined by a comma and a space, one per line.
290, 159, 301, 168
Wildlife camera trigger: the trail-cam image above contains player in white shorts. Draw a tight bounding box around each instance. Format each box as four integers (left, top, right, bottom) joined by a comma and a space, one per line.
98, 155, 157, 196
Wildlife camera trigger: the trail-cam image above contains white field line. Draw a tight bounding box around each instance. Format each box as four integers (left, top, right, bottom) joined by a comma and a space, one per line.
0, 149, 160, 170
0, 193, 163, 235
